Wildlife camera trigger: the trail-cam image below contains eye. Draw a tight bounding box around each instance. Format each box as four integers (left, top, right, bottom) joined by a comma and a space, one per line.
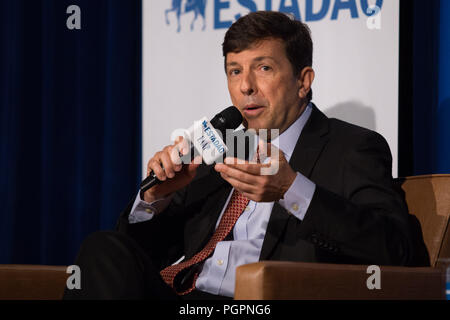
228, 69, 240, 76
261, 65, 272, 72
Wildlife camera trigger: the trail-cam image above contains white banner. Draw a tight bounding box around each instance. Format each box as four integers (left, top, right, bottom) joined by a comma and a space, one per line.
142, 0, 399, 177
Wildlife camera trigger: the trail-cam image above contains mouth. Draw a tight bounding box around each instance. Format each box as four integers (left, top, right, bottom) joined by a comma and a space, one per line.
243, 104, 265, 117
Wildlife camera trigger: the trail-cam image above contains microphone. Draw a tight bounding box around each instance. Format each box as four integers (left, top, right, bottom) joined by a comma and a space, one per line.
140, 106, 243, 193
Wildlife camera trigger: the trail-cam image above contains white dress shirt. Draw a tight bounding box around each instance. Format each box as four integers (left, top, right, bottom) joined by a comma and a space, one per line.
128, 103, 316, 297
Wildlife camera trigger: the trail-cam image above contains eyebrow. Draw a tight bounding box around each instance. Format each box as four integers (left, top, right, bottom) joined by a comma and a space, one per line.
226, 56, 277, 69
253, 56, 276, 63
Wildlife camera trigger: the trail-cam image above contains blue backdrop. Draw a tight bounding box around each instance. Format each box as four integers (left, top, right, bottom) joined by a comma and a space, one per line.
0, 0, 449, 266
0, 0, 142, 265
412, 0, 450, 175
435, 0, 450, 173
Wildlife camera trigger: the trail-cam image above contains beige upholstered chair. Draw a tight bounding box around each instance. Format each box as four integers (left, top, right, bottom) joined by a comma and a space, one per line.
234, 174, 450, 299
0, 175, 449, 300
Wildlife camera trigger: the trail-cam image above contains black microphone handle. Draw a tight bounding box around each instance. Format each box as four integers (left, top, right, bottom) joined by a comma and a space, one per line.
139, 171, 160, 193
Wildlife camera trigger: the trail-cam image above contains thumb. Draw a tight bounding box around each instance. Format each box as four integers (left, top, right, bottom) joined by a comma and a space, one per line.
257, 140, 270, 163
187, 155, 202, 175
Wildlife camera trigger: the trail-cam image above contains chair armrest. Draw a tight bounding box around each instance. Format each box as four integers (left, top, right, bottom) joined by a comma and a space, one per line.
235, 261, 446, 300
0, 265, 68, 300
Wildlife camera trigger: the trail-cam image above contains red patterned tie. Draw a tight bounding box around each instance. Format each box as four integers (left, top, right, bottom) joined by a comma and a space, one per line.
160, 190, 249, 295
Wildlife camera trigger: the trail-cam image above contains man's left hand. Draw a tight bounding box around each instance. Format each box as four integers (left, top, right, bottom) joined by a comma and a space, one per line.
214, 143, 297, 202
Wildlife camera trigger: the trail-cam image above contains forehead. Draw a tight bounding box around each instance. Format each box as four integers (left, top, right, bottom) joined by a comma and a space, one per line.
225, 38, 288, 65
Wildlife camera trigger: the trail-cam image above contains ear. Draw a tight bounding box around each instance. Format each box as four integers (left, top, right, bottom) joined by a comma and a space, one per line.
297, 67, 315, 99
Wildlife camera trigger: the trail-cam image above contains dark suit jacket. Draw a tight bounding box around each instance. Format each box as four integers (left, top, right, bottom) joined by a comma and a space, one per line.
116, 104, 429, 270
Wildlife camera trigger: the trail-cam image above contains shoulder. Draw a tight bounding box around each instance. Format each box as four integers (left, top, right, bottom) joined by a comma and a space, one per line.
320, 113, 391, 156
308, 103, 389, 150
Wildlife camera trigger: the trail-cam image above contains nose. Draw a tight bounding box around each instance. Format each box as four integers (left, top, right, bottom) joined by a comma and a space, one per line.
240, 70, 257, 96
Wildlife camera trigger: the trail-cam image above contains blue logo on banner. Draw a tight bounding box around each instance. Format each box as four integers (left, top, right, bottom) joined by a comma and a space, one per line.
166, 0, 383, 32
165, 0, 207, 32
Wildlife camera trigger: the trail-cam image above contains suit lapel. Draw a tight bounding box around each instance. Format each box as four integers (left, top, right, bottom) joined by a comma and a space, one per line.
259, 104, 330, 260
289, 104, 330, 177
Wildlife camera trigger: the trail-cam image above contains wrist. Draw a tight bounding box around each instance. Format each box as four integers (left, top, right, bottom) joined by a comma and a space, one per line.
281, 170, 297, 199
142, 190, 158, 203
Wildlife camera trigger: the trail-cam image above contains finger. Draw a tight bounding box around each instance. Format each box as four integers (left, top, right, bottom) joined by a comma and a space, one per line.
216, 162, 261, 184
160, 149, 176, 178
257, 140, 269, 162
173, 136, 187, 153
148, 157, 166, 181
172, 138, 191, 170
179, 137, 190, 156
240, 191, 258, 202
192, 155, 203, 166
221, 157, 271, 176
173, 136, 184, 162
174, 135, 183, 145
219, 172, 259, 194
187, 155, 202, 176
169, 143, 184, 170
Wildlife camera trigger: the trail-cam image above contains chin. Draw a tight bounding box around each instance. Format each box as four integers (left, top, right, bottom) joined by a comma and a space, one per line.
247, 126, 268, 137
245, 123, 260, 130
247, 120, 268, 130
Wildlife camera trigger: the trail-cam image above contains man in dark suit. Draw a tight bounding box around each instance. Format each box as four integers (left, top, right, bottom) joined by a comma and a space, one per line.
64, 11, 427, 300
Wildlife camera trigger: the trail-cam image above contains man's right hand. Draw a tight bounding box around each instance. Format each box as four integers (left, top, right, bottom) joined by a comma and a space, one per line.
143, 136, 202, 203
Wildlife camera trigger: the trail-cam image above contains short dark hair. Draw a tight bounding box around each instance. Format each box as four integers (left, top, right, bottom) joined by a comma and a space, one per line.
222, 11, 313, 101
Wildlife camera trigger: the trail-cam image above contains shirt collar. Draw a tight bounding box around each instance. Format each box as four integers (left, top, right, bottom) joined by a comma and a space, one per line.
269, 102, 312, 161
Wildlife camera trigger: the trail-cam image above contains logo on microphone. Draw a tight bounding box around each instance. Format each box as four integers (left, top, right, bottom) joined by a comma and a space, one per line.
199, 120, 226, 154
187, 117, 227, 165
171, 121, 280, 175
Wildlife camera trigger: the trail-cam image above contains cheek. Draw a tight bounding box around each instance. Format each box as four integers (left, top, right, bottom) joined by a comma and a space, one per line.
228, 83, 241, 103
267, 81, 298, 107
263, 88, 283, 110
259, 79, 283, 102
